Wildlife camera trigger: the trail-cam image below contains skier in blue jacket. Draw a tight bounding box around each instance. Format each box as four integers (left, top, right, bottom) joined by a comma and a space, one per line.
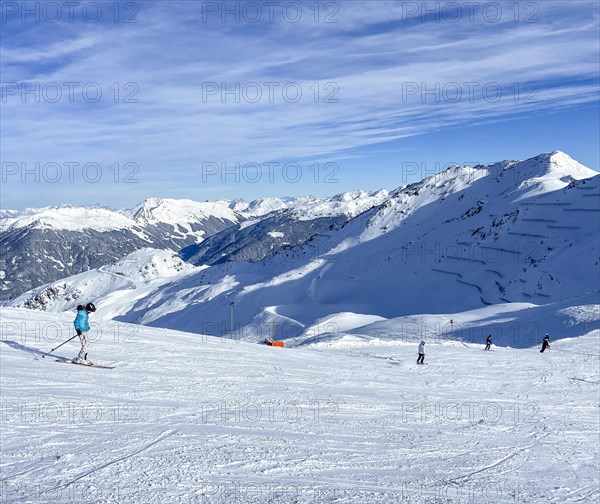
73, 303, 96, 365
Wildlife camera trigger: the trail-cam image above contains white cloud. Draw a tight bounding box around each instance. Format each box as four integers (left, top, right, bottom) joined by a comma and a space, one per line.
1, 0, 598, 205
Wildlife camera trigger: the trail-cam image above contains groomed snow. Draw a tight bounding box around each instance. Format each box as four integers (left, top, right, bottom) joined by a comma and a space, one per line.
2, 151, 598, 502
0, 307, 598, 503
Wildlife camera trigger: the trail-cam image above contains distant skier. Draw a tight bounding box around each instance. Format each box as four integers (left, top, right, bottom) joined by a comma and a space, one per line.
485, 335, 492, 351
417, 341, 425, 365
73, 303, 97, 365
540, 333, 550, 353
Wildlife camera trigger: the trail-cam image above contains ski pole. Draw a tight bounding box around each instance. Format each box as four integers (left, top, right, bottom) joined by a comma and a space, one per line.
41, 334, 79, 358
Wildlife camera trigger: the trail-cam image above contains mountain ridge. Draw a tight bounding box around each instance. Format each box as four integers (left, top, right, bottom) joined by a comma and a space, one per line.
5, 150, 598, 348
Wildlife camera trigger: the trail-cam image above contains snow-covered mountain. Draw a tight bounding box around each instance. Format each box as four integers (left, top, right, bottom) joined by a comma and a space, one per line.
6, 249, 198, 317
7, 151, 599, 348
181, 189, 390, 266
0, 191, 390, 301
0, 198, 241, 301
229, 190, 389, 219
0, 198, 241, 233
127, 197, 240, 226
118, 151, 598, 344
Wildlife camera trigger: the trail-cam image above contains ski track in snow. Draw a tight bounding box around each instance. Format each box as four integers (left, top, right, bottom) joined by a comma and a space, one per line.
59, 429, 178, 489
0, 308, 598, 503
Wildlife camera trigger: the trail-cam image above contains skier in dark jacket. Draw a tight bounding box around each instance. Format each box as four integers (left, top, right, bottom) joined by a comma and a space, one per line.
540, 333, 550, 353
417, 341, 425, 365
485, 335, 492, 351
73, 303, 96, 365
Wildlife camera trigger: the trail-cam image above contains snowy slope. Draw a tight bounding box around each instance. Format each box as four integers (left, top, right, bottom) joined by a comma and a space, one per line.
6, 152, 599, 350
289, 294, 600, 349
181, 189, 391, 266
513, 150, 598, 200
0, 307, 598, 503
1, 191, 390, 301
4, 249, 198, 317
0, 199, 241, 301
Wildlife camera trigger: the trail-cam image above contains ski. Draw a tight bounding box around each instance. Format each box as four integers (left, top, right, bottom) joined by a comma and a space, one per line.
55, 359, 115, 369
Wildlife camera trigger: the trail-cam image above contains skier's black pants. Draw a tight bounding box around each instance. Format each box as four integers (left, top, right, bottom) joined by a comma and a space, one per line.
417, 353, 425, 365
485, 344, 491, 351
540, 343, 549, 353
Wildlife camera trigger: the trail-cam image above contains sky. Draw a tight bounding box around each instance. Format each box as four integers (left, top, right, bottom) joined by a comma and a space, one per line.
1, 0, 599, 210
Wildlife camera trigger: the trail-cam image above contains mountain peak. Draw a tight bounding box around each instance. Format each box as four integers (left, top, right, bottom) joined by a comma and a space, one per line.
130, 198, 241, 224
505, 151, 597, 200
548, 149, 571, 159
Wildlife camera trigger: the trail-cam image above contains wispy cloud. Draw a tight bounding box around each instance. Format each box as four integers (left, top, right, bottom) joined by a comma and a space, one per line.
1, 35, 99, 63
1, 0, 598, 208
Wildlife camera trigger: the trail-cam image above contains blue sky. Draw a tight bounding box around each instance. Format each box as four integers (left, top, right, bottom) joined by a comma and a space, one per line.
1, 0, 599, 210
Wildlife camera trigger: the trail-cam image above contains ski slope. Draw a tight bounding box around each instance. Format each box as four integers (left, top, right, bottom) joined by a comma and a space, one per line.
1, 307, 598, 503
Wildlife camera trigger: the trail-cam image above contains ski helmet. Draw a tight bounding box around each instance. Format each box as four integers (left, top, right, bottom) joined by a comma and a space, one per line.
85, 302, 97, 312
